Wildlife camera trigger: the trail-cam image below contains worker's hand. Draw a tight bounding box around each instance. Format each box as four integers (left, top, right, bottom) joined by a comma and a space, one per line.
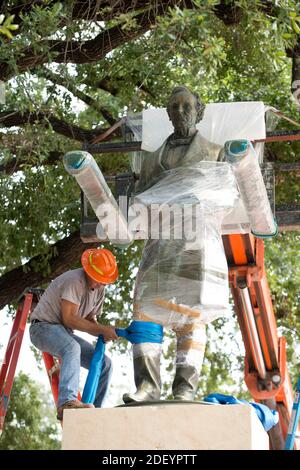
99, 325, 118, 342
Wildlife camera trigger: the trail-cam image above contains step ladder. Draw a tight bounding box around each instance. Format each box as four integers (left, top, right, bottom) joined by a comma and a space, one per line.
42, 352, 82, 407
0, 288, 92, 433
0, 289, 67, 433
0, 288, 44, 434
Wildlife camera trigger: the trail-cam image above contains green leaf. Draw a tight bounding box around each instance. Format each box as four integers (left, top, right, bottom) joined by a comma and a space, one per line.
291, 19, 300, 34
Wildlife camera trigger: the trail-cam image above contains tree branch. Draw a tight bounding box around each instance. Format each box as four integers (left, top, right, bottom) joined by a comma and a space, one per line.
0, 230, 99, 309
213, 1, 244, 25
1, 0, 60, 36
213, 0, 280, 26
71, 0, 152, 22
36, 67, 116, 125
286, 37, 300, 105
83, 77, 119, 96
84, 75, 155, 98
0, 150, 62, 174
0, 110, 121, 142
0, 0, 195, 80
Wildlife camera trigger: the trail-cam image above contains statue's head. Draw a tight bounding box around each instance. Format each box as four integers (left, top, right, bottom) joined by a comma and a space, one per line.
166, 86, 205, 137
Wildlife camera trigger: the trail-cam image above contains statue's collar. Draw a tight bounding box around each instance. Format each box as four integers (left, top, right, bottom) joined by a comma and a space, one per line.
167, 130, 198, 147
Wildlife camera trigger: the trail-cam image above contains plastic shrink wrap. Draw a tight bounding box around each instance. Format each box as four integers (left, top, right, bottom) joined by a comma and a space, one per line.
224, 140, 277, 237
63, 151, 133, 247
133, 162, 239, 326
126, 102, 268, 235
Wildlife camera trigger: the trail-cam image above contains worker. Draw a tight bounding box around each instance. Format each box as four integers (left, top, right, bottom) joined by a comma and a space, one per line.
123, 86, 238, 403
29, 247, 119, 420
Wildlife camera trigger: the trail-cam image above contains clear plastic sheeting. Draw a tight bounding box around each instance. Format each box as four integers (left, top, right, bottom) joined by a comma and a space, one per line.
125, 103, 270, 235
175, 322, 206, 369
125, 113, 143, 175
131, 323, 206, 370
225, 140, 277, 237
133, 162, 239, 326
132, 342, 162, 359
63, 151, 133, 247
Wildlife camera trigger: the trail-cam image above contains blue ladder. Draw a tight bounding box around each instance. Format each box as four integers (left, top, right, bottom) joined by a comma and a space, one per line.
285, 376, 300, 450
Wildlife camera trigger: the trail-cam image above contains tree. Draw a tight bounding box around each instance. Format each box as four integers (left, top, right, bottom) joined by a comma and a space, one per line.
0, 372, 60, 450
0, 0, 299, 406
0, 0, 300, 300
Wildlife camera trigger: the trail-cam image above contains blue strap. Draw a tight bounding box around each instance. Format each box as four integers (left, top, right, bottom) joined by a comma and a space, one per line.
82, 335, 105, 404
116, 321, 163, 344
204, 393, 279, 432
81, 321, 163, 404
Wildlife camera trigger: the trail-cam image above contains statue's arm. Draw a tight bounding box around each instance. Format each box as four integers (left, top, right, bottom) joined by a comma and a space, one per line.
135, 148, 160, 194
135, 153, 150, 194
217, 146, 226, 162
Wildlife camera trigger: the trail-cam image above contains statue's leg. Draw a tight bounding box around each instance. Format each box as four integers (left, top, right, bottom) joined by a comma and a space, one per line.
172, 323, 206, 401
123, 240, 164, 404
123, 342, 162, 403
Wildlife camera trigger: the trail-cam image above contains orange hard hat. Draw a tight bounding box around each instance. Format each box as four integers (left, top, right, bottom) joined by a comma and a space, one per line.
81, 248, 119, 284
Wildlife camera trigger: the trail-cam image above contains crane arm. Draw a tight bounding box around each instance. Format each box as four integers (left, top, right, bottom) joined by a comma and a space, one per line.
223, 233, 297, 450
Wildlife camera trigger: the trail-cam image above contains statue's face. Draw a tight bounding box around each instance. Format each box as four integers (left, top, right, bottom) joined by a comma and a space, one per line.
167, 91, 198, 136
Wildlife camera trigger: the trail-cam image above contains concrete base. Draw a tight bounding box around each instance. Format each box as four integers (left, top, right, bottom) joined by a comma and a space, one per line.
62, 402, 269, 450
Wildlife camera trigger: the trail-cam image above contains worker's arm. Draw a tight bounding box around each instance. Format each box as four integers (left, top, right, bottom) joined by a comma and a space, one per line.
61, 299, 118, 342
85, 312, 98, 324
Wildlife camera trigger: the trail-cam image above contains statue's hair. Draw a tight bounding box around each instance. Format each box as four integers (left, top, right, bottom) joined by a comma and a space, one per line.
167, 85, 206, 123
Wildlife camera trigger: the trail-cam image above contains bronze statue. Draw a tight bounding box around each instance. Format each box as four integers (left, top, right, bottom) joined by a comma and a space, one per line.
123, 86, 237, 403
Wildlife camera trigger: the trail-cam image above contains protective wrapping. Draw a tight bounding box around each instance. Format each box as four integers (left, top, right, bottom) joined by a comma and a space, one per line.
133, 161, 239, 328
126, 102, 270, 235
125, 102, 275, 370
63, 151, 133, 247
225, 140, 277, 237
126, 112, 143, 176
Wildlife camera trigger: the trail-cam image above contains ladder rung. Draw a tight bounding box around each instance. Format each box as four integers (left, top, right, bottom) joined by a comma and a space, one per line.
48, 364, 60, 377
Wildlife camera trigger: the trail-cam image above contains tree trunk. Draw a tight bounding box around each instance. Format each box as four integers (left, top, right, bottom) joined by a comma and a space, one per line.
0, 230, 98, 309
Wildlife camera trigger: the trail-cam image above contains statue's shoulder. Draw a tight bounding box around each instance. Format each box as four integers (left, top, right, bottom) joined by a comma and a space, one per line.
143, 139, 168, 160
194, 131, 222, 151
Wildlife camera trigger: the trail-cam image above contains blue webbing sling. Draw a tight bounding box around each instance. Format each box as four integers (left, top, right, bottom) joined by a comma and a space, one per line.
82, 321, 163, 404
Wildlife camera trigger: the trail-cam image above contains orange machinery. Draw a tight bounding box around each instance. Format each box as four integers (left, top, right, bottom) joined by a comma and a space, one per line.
223, 233, 298, 450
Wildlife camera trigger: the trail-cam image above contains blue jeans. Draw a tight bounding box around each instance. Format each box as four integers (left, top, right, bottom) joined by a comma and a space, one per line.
29, 322, 112, 408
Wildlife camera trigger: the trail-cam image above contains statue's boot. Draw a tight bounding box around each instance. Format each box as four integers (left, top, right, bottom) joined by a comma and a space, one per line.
172, 365, 199, 401
172, 322, 206, 401
123, 353, 161, 403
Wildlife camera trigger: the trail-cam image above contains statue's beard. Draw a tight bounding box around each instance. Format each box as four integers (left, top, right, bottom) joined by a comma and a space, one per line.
172, 117, 196, 137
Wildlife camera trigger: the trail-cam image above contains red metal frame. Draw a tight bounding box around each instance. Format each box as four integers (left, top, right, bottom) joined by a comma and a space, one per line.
42, 352, 60, 406
1, 290, 63, 432
42, 352, 81, 407
0, 289, 82, 433
223, 233, 299, 450
0, 292, 32, 434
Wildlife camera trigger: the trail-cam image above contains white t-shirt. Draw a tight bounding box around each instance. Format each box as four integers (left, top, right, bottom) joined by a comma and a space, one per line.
31, 268, 105, 324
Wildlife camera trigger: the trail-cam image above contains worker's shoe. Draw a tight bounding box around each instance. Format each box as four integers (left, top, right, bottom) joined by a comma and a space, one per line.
123, 354, 161, 403
172, 365, 199, 401
57, 399, 94, 421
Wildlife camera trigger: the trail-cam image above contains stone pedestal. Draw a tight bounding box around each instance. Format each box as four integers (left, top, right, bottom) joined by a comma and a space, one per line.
62, 402, 269, 450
